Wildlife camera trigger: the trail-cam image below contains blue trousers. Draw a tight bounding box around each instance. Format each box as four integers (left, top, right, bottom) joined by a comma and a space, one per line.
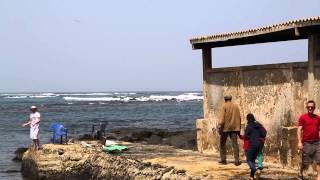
246, 142, 263, 177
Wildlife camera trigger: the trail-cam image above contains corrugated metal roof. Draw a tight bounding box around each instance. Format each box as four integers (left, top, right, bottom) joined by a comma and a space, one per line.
190, 16, 320, 48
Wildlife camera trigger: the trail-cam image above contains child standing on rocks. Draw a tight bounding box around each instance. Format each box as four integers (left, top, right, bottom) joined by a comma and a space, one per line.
22, 106, 41, 150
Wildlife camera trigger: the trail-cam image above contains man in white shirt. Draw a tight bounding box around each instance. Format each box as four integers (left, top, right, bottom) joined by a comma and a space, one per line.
22, 106, 41, 150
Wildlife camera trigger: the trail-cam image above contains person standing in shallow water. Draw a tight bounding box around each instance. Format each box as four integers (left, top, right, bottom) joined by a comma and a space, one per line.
218, 95, 241, 166
297, 100, 320, 180
244, 113, 266, 179
22, 106, 41, 150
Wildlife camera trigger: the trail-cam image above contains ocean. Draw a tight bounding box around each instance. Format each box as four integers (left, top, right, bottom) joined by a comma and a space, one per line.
0, 91, 203, 179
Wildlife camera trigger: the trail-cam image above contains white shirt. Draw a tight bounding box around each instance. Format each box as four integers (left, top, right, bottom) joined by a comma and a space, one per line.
30, 112, 41, 129
29, 112, 40, 139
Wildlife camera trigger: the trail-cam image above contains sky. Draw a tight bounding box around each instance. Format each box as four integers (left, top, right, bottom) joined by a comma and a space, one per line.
0, 0, 319, 92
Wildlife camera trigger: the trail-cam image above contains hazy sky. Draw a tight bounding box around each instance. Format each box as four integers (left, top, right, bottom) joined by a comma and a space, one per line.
0, 0, 319, 92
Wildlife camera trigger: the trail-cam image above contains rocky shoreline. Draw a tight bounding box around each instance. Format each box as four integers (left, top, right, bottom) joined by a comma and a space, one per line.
16, 128, 314, 179
17, 128, 198, 180
21, 142, 199, 180
80, 128, 197, 150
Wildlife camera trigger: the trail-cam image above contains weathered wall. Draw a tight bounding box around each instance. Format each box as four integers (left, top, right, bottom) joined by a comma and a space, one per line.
197, 62, 320, 166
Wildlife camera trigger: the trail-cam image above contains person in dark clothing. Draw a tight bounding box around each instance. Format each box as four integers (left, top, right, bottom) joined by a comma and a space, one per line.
245, 113, 267, 179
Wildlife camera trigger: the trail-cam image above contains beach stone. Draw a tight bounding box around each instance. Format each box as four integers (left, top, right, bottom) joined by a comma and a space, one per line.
147, 135, 162, 144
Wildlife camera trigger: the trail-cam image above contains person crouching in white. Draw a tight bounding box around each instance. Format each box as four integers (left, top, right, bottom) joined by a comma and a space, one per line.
22, 106, 41, 150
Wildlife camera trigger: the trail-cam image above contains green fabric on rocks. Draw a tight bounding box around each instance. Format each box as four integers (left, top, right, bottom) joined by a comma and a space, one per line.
102, 145, 128, 153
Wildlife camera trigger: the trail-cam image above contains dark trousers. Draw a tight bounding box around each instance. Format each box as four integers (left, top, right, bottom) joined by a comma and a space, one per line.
246, 142, 262, 178
220, 131, 240, 163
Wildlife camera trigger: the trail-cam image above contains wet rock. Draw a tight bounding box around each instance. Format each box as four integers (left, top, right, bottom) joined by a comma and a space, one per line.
12, 147, 28, 161
4, 169, 21, 173
78, 134, 93, 140
104, 128, 196, 150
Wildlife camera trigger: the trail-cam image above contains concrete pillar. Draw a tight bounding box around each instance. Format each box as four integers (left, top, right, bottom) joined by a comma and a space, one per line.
308, 34, 320, 100
239, 68, 245, 125
202, 48, 212, 119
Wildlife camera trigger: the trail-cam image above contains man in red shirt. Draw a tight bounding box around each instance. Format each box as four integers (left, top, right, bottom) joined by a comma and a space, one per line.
297, 100, 320, 180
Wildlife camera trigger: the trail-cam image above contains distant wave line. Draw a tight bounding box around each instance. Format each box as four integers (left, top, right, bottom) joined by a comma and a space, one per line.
63, 93, 203, 102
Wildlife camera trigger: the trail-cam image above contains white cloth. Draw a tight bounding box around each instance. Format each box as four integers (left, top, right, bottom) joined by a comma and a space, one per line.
30, 112, 40, 139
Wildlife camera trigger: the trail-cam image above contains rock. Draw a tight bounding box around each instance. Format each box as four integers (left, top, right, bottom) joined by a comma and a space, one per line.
79, 134, 93, 140
21, 143, 199, 180
20, 141, 302, 180
104, 128, 196, 150
68, 138, 75, 143
147, 135, 162, 144
163, 131, 196, 150
58, 149, 64, 155
12, 147, 28, 161
176, 169, 186, 174
4, 169, 21, 173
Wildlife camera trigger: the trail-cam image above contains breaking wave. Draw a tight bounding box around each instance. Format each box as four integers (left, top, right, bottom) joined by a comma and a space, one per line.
4, 93, 59, 99
4, 96, 28, 99
63, 97, 121, 101
2, 92, 203, 102
149, 93, 203, 101
57, 93, 112, 96
63, 93, 203, 102
113, 92, 137, 95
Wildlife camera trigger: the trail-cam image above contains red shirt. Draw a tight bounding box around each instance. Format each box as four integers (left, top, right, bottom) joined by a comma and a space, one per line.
240, 135, 265, 152
298, 113, 320, 142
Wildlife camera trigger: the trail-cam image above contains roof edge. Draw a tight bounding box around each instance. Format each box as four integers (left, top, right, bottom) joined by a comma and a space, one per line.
190, 16, 320, 46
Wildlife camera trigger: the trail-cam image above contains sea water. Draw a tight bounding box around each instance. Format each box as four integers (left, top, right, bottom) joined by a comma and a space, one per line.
0, 91, 202, 179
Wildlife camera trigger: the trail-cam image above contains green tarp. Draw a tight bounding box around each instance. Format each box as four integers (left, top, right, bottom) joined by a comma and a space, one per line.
102, 145, 128, 153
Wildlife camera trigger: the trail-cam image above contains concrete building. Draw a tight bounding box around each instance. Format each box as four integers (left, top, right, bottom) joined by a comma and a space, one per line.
190, 16, 320, 166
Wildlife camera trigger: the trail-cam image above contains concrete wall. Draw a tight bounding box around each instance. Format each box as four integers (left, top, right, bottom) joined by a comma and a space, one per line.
197, 61, 320, 166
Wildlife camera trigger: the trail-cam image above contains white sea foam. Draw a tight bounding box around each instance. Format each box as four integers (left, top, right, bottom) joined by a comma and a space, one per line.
130, 93, 203, 102
113, 92, 136, 95
184, 92, 202, 95
4, 93, 59, 99
29, 94, 59, 98
62, 93, 202, 102
136, 97, 150, 101
176, 94, 203, 101
148, 94, 203, 101
149, 95, 177, 101
4, 96, 28, 99
1, 93, 30, 96
63, 97, 121, 101
58, 93, 112, 96
3, 92, 202, 102
40, 93, 57, 96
